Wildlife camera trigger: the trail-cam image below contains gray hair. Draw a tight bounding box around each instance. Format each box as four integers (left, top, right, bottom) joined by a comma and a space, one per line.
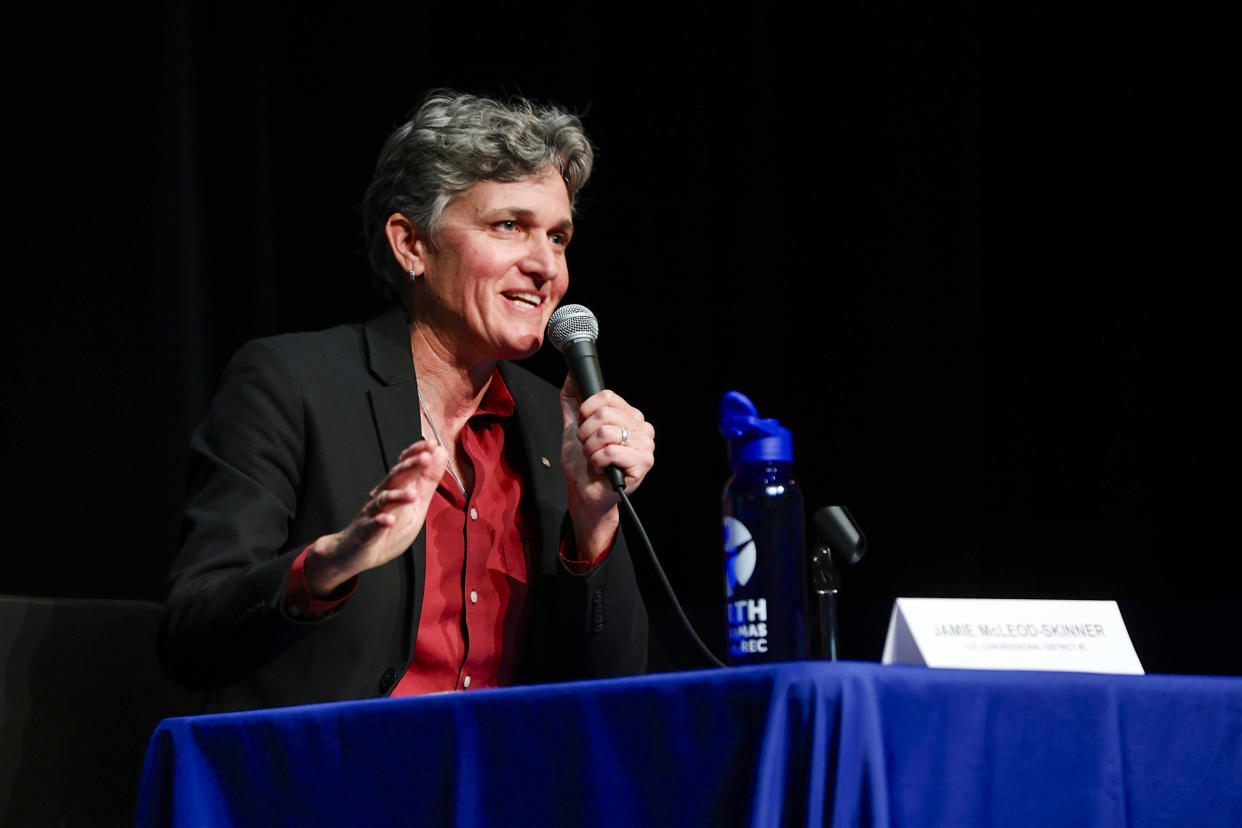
362, 90, 594, 298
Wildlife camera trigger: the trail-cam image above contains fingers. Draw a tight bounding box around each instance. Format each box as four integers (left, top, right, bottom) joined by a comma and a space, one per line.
372, 441, 443, 492
344, 512, 391, 545
560, 375, 584, 440
570, 391, 655, 491
560, 381, 656, 500
560, 373, 581, 404
317, 441, 448, 589
579, 419, 654, 459
399, 438, 445, 460
412, 443, 449, 500
574, 388, 629, 421
365, 487, 418, 517
366, 441, 448, 514
586, 442, 654, 487
576, 395, 653, 455
562, 383, 651, 445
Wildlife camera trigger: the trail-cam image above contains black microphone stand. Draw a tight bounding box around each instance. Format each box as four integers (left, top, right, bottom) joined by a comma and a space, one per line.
809, 543, 842, 661
808, 506, 867, 661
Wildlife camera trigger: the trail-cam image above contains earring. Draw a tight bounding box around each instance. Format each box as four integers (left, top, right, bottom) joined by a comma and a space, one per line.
408, 268, 418, 282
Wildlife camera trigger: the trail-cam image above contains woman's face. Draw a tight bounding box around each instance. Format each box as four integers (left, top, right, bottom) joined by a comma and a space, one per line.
415, 166, 573, 364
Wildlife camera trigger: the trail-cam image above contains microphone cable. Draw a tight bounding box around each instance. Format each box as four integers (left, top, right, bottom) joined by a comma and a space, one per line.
616, 487, 725, 669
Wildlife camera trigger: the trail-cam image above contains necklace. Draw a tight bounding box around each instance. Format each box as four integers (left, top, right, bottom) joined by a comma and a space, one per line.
416, 388, 469, 498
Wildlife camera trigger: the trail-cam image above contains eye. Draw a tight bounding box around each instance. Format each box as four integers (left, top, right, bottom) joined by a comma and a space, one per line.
550, 231, 570, 248
494, 220, 518, 232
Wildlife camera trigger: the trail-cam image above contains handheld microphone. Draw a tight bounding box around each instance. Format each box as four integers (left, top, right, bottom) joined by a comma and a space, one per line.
546, 304, 625, 491
547, 304, 725, 668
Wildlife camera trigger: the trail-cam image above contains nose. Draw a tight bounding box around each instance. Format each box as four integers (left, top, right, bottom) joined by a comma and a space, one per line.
519, 235, 562, 285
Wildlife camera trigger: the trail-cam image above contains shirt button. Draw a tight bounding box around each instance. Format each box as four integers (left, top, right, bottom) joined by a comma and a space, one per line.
463, 675, 471, 688
470, 507, 478, 520
470, 590, 478, 604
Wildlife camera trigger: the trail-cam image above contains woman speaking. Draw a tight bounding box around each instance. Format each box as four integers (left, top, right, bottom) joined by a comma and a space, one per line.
160, 91, 654, 712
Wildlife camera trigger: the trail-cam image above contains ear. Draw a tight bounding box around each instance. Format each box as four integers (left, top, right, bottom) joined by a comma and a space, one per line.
384, 213, 430, 276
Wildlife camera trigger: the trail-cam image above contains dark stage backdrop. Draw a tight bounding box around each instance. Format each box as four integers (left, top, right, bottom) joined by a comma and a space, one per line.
3, 5, 1236, 673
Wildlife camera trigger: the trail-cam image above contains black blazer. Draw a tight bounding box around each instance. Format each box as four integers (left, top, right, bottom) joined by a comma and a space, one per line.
160, 306, 647, 712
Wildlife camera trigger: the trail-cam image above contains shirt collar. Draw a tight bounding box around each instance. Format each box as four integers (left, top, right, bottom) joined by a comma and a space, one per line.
475, 367, 516, 420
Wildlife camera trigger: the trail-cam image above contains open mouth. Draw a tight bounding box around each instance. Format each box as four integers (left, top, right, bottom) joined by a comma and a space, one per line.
502, 291, 543, 310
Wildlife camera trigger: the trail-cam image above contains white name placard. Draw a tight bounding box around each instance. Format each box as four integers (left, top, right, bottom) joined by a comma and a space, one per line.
882, 598, 1144, 675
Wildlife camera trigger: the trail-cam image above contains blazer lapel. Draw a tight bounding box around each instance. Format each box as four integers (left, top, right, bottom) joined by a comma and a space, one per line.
364, 306, 426, 669
365, 306, 423, 467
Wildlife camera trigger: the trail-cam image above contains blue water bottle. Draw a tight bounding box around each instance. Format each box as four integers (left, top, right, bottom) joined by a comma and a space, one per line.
720, 391, 809, 665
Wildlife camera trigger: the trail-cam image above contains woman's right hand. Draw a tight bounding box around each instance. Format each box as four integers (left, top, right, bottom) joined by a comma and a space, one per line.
303, 440, 447, 597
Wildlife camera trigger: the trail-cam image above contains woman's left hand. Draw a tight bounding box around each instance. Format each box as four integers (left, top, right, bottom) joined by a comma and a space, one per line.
560, 376, 655, 562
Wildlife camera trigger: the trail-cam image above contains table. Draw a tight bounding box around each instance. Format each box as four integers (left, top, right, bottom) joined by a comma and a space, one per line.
137, 661, 1242, 826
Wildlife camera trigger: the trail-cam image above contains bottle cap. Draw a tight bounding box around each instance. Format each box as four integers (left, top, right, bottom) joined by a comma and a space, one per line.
719, 390, 793, 465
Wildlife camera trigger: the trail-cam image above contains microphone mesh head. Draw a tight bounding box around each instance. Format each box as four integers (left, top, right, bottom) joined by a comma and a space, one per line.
546, 304, 599, 352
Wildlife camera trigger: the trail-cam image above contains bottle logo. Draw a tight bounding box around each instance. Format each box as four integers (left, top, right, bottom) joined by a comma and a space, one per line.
723, 516, 756, 597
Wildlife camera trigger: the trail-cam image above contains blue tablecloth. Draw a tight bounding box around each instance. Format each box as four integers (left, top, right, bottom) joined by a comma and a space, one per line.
137, 661, 1242, 826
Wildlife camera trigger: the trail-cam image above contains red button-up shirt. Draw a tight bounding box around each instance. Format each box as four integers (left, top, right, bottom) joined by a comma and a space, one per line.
284, 369, 606, 695
395, 372, 529, 694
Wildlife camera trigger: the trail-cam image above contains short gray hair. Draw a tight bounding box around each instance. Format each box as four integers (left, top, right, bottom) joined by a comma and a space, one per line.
362, 90, 594, 298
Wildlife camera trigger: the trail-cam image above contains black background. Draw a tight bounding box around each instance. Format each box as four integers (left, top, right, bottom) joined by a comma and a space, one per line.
3, 4, 1236, 674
